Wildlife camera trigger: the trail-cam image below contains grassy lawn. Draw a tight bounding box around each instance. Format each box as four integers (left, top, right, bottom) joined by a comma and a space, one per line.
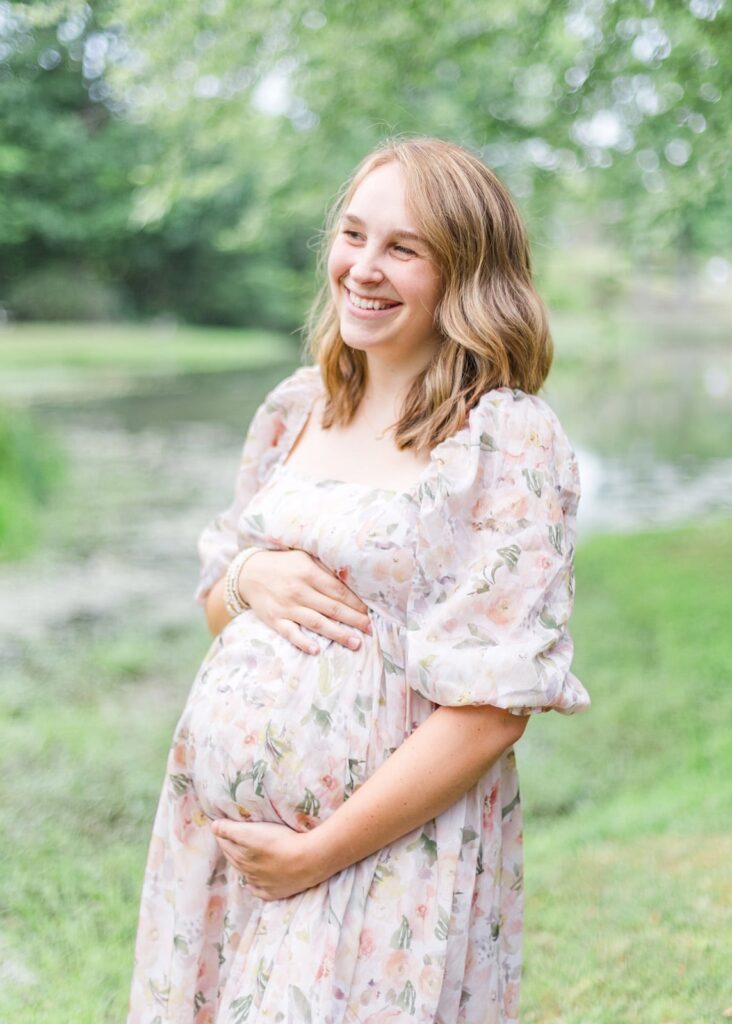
0, 322, 299, 400
519, 520, 731, 1023
0, 521, 729, 1018
0, 406, 65, 560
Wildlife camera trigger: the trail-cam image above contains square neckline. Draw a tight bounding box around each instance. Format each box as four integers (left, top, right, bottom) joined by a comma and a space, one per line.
275, 458, 408, 497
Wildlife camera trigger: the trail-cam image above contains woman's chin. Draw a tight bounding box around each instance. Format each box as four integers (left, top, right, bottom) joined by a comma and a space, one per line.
339, 324, 396, 352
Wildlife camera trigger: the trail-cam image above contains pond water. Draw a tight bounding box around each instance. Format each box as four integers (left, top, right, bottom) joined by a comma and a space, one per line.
1, 351, 730, 652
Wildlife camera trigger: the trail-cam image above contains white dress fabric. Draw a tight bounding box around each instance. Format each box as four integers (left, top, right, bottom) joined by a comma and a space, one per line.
127, 364, 589, 1024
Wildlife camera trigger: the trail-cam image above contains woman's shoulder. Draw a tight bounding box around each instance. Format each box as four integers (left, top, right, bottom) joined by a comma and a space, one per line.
418, 386, 578, 510
470, 386, 570, 448
263, 363, 323, 414
239, 365, 322, 460
433, 386, 573, 465
250, 364, 322, 440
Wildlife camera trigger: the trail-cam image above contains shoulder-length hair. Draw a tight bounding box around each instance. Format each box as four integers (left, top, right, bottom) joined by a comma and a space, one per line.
304, 135, 553, 454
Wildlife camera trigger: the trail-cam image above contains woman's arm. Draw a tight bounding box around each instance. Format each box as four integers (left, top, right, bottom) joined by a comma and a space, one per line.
212, 702, 527, 900
304, 702, 527, 880
203, 575, 233, 636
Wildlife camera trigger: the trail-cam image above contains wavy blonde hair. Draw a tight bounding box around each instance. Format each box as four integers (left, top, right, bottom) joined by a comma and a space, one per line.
304, 135, 553, 453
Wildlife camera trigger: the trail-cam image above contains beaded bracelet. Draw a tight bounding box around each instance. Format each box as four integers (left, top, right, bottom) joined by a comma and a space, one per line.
224, 547, 262, 618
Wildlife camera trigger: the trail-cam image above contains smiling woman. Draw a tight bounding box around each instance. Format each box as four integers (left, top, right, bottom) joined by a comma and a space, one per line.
307, 137, 554, 460
328, 164, 443, 362
127, 136, 589, 1024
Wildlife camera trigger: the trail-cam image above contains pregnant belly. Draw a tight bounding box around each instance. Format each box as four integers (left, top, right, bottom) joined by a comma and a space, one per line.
180, 611, 381, 831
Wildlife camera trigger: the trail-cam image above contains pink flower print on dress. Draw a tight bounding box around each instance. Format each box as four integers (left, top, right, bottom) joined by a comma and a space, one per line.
358, 929, 376, 958
127, 369, 589, 1024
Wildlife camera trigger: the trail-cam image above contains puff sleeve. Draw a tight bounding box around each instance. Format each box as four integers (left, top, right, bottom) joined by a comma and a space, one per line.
193, 364, 321, 606
405, 387, 590, 716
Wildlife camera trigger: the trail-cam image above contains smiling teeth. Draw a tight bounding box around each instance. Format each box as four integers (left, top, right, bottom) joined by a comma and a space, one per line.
348, 290, 398, 311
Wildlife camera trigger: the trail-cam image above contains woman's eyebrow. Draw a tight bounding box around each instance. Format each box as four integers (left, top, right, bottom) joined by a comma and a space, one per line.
342, 212, 426, 245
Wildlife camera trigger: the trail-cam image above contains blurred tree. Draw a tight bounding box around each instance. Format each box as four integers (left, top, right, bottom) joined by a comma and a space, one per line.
103, 0, 730, 261
5, 0, 730, 325
0, 0, 306, 326
0, 0, 140, 316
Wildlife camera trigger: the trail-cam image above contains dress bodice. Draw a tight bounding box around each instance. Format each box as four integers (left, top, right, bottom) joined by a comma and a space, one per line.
235, 459, 420, 628
128, 365, 590, 1024
195, 363, 589, 719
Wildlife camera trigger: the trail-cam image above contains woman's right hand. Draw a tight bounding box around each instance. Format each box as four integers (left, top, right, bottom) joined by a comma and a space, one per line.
234, 548, 372, 655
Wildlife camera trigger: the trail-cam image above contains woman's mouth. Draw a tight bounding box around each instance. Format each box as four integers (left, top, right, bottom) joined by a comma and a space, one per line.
344, 286, 402, 318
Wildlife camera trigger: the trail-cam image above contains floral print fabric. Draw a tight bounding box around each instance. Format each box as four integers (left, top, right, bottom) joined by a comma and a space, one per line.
127, 365, 589, 1024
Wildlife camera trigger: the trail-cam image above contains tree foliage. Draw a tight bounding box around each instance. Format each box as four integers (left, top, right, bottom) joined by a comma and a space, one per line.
0, 1, 307, 325
2, 0, 730, 326
107, 0, 731, 258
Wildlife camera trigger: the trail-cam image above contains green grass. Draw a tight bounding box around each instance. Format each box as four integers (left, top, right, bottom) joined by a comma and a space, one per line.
0, 520, 730, 1021
519, 519, 732, 1023
0, 322, 300, 400
0, 620, 207, 1021
0, 406, 65, 559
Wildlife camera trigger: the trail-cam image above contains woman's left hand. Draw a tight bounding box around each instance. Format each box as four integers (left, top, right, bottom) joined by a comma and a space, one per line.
210, 819, 322, 901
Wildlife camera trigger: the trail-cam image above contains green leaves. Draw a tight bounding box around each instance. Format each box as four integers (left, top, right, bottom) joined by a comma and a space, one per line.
406, 830, 439, 865
294, 787, 321, 818
475, 542, 522, 594
390, 913, 413, 950
548, 522, 564, 556
522, 467, 544, 498
289, 984, 312, 1022
434, 904, 450, 941
225, 759, 268, 799
6, 0, 731, 327
112, 0, 732, 263
301, 703, 333, 735
263, 721, 291, 763
454, 622, 499, 649
169, 772, 192, 797
230, 994, 253, 1023
344, 757, 365, 799
397, 978, 417, 1012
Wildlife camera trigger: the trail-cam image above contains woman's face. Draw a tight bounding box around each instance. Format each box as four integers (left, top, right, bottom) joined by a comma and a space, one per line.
327, 161, 443, 363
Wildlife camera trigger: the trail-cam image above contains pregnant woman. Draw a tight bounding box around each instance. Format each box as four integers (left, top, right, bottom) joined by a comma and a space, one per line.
127, 135, 590, 1024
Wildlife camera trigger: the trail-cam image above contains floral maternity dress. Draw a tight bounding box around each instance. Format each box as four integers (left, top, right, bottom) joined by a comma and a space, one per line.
127, 364, 590, 1024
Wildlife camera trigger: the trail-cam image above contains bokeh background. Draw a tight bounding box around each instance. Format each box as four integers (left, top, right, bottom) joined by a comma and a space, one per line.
1, 1, 730, 1021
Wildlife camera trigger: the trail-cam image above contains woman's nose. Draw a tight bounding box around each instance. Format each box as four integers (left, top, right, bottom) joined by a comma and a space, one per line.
348, 250, 385, 284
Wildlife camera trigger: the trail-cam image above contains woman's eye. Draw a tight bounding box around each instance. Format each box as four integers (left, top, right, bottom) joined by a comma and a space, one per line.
341, 231, 416, 257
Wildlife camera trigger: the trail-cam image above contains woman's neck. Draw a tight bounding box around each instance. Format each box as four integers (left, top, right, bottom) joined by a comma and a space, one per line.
361, 348, 434, 415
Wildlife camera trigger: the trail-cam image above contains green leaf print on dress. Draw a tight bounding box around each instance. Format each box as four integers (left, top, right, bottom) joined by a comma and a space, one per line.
397, 979, 417, 1013
289, 984, 313, 1022
127, 369, 589, 1024
263, 721, 291, 763
294, 787, 321, 818
406, 830, 438, 866
169, 773, 192, 796
229, 995, 252, 1023
390, 914, 413, 949
344, 756, 365, 799
521, 467, 543, 497
454, 622, 499, 649
434, 905, 451, 942
301, 702, 332, 734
